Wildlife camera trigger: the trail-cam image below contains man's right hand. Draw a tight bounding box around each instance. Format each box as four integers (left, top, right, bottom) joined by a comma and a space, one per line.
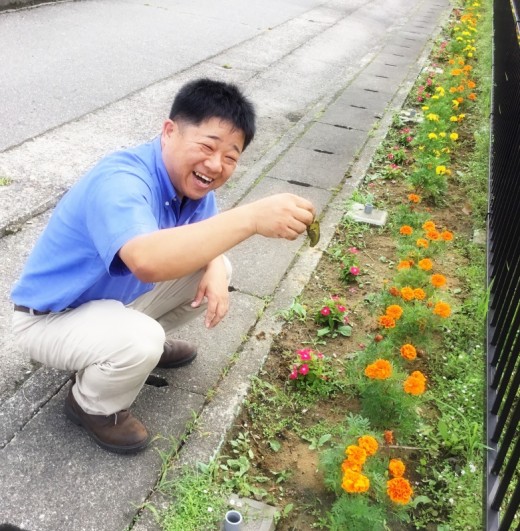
248, 193, 316, 241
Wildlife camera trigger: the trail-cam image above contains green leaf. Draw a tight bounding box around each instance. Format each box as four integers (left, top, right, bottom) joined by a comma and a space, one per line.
317, 327, 330, 336
269, 440, 281, 452
338, 325, 352, 336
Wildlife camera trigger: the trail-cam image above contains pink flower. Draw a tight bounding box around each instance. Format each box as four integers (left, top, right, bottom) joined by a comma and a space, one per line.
350, 266, 360, 276
320, 306, 331, 316
299, 364, 309, 375
331, 294, 340, 301
406, 136, 413, 143
417, 96, 424, 102
348, 247, 359, 254
316, 351, 324, 359
426, 77, 433, 86
348, 287, 357, 294
299, 350, 312, 361
289, 370, 298, 380
343, 315, 350, 324
390, 163, 399, 169
387, 153, 394, 160
336, 305, 346, 313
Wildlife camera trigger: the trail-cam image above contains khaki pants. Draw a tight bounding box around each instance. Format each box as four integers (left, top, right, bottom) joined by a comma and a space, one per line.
12, 259, 231, 416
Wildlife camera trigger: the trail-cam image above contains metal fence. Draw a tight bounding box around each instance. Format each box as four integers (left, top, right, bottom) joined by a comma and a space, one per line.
486, 0, 520, 529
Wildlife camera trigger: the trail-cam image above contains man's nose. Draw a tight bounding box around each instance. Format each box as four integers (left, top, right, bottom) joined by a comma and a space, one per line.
204, 152, 222, 174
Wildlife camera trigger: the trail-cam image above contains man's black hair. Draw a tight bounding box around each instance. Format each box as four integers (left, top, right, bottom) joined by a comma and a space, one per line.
169, 78, 256, 150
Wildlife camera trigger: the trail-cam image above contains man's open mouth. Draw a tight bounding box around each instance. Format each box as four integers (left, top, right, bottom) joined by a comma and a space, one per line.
193, 171, 213, 186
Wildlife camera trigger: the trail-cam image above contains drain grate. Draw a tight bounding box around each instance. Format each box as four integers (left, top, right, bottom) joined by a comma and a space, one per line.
145, 374, 168, 387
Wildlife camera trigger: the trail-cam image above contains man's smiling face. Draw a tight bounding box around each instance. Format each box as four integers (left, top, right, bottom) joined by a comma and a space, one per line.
161, 117, 245, 200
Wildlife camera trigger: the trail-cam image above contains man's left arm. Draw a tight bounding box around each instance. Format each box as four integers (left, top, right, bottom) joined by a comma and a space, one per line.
190, 255, 229, 328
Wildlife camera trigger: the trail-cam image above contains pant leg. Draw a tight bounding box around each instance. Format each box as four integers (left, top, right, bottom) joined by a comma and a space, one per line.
129, 256, 232, 335
12, 300, 165, 415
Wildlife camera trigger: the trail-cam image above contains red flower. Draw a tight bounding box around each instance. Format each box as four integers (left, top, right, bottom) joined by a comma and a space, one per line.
320, 306, 331, 316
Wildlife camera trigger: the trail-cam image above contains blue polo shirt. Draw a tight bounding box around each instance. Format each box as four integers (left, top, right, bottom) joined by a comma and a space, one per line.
11, 137, 218, 312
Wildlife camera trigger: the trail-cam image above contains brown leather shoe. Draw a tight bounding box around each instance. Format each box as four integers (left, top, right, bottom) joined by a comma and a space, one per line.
64, 387, 150, 454
155, 339, 197, 369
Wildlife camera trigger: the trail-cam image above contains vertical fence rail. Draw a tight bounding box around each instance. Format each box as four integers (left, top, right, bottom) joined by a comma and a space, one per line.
486, 0, 520, 529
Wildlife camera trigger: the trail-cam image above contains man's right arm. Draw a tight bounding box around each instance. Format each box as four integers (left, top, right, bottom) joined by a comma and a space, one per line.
118, 193, 315, 283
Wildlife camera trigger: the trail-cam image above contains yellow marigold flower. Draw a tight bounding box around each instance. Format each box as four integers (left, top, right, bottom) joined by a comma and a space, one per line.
365, 359, 393, 380
408, 193, 421, 203
418, 258, 433, 271
386, 305, 403, 320
389, 458, 406, 478
413, 288, 426, 300
400, 287, 415, 301
441, 230, 454, 241
433, 301, 451, 318
439, 132, 447, 138
435, 86, 445, 95
399, 225, 413, 235
358, 435, 379, 456
452, 99, 460, 108
416, 238, 429, 248
428, 132, 438, 140
436, 165, 447, 175
458, 113, 466, 121
342, 468, 370, 494
345, 445, 367, 466
431, 274, 447, 288
426, 113, 439, 121
387, 477, 413, 504
450, 115, 459, 122
400, 344, 417, 361
427, 230, 441, 240
422, 220, 436, 231
378, 314, 396, 329
450, 132, 459, 141
421, 105, 430, 111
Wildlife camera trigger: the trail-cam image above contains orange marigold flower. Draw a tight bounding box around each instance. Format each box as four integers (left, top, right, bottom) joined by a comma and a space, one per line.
418, 258, 433, 271
468, 93, 477, 100
416, 238, 429, 248
413, 288, 426, 300
408, 194, 421, 203
365, 359, 393, 380
426, 230, 441, 240
389, 286, 400, 296
451, 68, 463, 76
341, 457, 362, 473
400, 344, 417, 361
441, 230, 454, 241
431, 274, 447, 288
342, 468, 370, 494
422, 220, 436, 231
389, 458, 406, 478
386, 305, 404, 320
397, 260, 412, 270
378, 314, 396, 329
387, 477, 413, 504
399, 225, 413, 235
433, 301, 451, 318
400, 287, 415, 301
467, 80, 476, 88
358, 435, 379, 456
384, 430, 394, 445
403, 371, 427, 395
345, 445, 367, 465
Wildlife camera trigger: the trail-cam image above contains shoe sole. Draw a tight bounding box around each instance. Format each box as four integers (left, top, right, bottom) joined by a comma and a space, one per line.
156, 351, 197, 369
64, 398, 150, 455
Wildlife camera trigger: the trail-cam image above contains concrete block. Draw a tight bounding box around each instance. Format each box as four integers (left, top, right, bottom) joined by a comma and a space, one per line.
346, 202, 388, 226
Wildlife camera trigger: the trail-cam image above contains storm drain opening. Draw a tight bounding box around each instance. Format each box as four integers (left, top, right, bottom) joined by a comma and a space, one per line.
313, 148, 334, 154
350, 104, 367, 109
288, 180, 311, 187
145, 374, 169, 387
385, 63, 397, 67
392, 53, 405, 57
364, 88, 379, 93
375, 75, 389, 79
334, 124, 353, 129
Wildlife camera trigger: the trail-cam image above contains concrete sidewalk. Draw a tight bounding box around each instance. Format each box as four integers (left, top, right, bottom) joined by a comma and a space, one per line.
0, 1, 451, 529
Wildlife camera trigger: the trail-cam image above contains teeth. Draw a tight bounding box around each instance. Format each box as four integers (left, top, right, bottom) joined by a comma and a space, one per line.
194, 171, 212, 184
